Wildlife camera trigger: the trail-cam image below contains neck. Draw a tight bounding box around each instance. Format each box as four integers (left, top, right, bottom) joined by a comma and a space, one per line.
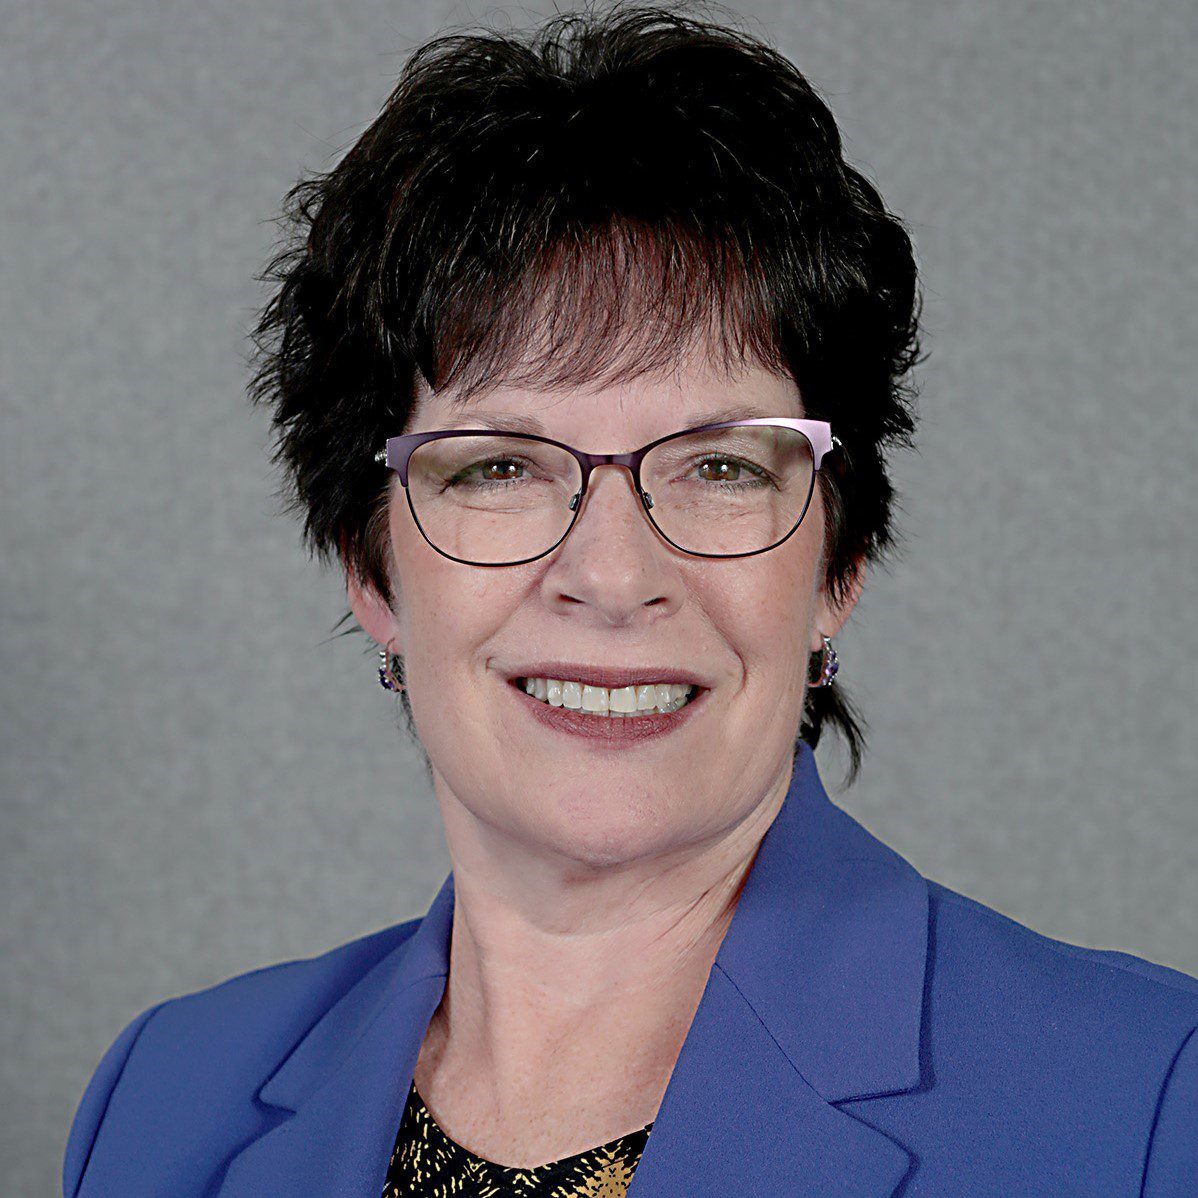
415, 770, 789, 1128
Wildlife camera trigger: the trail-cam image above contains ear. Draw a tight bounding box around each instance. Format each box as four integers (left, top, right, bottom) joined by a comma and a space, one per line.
344, 559, 402, 653
810, 557, 866, 654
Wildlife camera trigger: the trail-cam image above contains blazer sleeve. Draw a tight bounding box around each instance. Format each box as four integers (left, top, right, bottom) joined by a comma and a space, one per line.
1142, 1023, 1198, 1197
62, 999, 173, 1198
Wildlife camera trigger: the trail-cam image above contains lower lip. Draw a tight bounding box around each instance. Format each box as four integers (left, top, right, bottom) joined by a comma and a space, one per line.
506, 679, 709, 744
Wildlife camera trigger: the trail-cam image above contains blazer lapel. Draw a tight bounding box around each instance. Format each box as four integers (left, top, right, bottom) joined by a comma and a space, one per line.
217, 742, 928, 1198
623, 966, 914, 1197
214, 876, 454, 1197
626, 741, 929, 1196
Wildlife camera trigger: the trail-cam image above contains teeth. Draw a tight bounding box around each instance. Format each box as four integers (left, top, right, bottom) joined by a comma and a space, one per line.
520, 677, 696, 715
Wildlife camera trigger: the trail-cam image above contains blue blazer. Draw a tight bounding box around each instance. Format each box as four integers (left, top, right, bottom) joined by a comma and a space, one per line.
64, 742, 1198, 1196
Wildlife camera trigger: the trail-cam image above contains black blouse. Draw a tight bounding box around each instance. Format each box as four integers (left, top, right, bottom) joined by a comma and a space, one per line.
381, 1079, 655, 1196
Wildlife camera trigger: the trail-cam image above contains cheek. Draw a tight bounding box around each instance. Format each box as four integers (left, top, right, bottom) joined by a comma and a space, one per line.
732, 538, 816, 627
731, 579, 810, 669
406, 574, 494, 673
391, 513, 524, 680
710, 537, 819, 685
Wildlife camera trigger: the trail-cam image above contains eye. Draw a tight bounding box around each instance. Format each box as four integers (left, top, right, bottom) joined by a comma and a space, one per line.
450, 458, 529, 487
693, 456, 770, 487
698, 456, 738, 481
475, 459, 524, 482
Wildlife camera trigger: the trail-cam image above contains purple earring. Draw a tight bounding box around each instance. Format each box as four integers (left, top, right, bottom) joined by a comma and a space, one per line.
378, 637, 405, 692
808, 634, 839, 688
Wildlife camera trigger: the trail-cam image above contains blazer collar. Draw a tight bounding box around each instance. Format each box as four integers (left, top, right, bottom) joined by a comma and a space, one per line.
217, 742, 929, 1197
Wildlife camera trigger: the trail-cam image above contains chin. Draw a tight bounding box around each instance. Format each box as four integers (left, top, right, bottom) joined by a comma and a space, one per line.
523, 789, 680, 869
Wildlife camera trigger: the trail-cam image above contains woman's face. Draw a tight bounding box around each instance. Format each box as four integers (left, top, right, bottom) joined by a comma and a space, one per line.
349, 352, 862, 874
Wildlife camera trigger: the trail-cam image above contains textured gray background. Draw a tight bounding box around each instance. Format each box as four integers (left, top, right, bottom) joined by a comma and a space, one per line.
3, 1, 1196, 1193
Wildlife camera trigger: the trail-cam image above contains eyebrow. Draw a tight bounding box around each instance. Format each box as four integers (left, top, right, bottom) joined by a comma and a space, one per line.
441, 403, 782, 437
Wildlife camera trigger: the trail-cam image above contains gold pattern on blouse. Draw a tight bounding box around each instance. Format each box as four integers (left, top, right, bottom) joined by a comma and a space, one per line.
381, 1079, 655, 1197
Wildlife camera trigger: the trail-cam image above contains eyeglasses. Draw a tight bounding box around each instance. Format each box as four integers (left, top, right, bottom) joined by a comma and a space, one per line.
372, 418, 840, 567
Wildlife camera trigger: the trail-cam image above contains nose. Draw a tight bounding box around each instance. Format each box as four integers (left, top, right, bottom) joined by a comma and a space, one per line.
570, 462, 656, 540
542, 463, 680, 621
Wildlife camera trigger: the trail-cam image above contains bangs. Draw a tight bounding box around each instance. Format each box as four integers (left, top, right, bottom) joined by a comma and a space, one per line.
411, 214, 791, 409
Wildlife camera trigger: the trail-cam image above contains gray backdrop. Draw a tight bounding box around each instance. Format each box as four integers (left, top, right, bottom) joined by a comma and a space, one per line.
4, 1, 1196, 1194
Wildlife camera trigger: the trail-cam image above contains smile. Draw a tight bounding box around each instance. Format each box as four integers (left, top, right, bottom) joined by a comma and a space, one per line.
515, 676, 697, 716
506, 676, 709, 744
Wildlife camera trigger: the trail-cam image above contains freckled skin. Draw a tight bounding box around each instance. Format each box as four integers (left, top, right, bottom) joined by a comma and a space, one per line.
346, 352, 864, 1163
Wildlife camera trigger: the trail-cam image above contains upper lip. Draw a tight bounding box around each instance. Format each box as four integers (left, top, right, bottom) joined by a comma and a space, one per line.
503, 662, 711, 690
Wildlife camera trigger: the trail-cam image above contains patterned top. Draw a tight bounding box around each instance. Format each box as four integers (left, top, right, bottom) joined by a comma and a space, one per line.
381, 1079, 655, 1197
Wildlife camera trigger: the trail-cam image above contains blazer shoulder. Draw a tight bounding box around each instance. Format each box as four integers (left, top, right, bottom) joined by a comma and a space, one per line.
63, 999, 172, 1198
132, 915, 427, 1078
926, 877, 1198, 1041
63, 916, 422, 1197
162, 914, 424, 1022
917, 877, 1198, 1187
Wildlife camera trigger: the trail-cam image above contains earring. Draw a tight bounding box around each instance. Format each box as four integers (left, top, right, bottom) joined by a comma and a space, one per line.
378, 637, 405, 692
808, 633, 839, 688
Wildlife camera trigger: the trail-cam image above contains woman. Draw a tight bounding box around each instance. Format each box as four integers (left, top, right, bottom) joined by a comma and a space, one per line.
64, 5, 1197, 1196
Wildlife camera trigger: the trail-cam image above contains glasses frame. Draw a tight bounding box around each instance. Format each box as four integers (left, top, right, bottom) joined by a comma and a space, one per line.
373, 418, 840, 567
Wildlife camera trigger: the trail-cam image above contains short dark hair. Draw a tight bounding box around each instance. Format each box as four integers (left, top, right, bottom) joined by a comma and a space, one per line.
245, 0, 926, 789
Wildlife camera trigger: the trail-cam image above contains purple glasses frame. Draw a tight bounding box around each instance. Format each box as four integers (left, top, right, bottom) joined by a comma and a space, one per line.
372, 418, 841, 567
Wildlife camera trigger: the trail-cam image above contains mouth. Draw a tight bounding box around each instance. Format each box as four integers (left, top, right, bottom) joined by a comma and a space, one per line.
509, 676, 705, 716
504, 673, 710, 743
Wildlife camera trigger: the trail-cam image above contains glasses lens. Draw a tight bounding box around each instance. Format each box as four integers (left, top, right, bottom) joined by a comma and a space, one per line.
407, 434, 582, 564
641, 425, 816, 555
